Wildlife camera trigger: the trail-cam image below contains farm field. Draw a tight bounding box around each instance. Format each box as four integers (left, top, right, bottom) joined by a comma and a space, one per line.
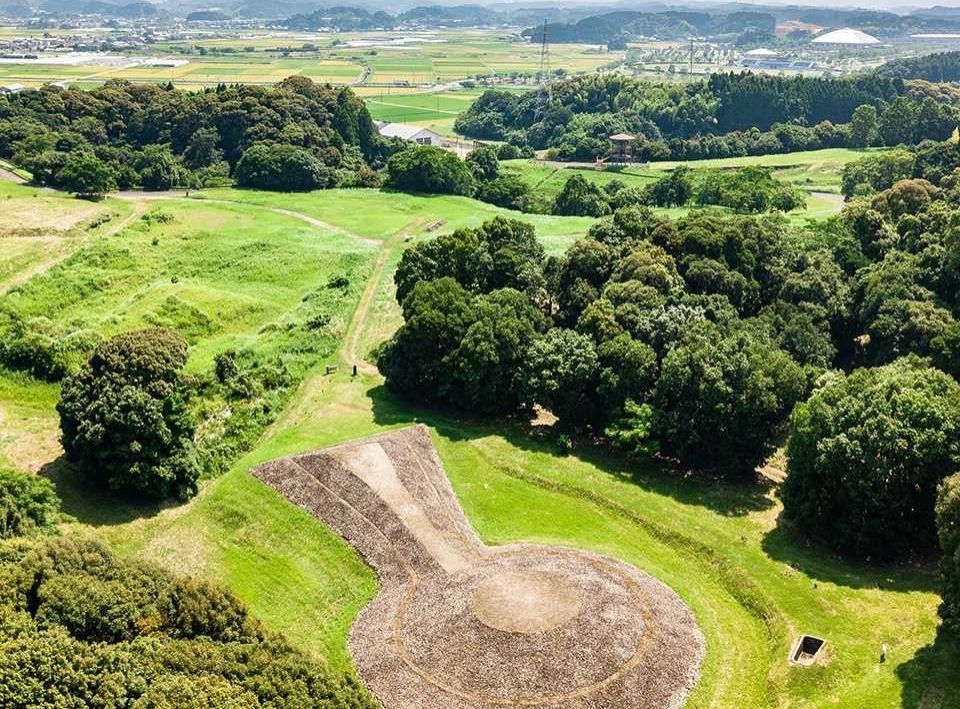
0, 149, 957, 708
363, 87, 493, 137
0, 29, 619, 90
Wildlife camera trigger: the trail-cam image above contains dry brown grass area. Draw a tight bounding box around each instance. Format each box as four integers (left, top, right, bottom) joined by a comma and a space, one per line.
253, 425, 705, 709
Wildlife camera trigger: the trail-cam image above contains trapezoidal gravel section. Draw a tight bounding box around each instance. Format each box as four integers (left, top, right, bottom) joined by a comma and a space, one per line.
252, 425, 705, 709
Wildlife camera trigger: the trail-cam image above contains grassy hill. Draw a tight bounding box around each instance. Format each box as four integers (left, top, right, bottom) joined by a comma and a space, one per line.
0, 172, 957, 708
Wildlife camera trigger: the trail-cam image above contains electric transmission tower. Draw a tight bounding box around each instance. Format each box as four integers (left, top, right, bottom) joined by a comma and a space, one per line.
534, 19, 552, 118
538, 19, 550, 81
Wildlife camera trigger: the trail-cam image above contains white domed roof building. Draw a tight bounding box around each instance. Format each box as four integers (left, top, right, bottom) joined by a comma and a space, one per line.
811, 28, 881, 45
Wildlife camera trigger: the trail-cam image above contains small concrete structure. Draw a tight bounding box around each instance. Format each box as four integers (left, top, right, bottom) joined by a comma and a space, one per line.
377, 121, 443, 146
0, 84, 25, 94
790, 635, 826, 666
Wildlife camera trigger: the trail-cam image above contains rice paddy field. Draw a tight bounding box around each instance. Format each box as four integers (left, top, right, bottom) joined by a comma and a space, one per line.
0, 28, 619, 90
0, 145, 957, 708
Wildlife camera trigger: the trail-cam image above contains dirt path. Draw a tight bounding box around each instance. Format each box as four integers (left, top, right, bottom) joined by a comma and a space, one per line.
811, 191, 845, 208
341, 218, 423, 375
268, 207, 380, 246
0, 166, 26, 185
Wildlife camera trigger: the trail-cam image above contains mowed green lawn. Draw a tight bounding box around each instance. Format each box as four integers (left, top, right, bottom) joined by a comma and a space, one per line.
0, 176, 956, 707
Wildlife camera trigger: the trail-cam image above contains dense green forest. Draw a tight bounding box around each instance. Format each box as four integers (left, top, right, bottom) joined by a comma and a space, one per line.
455, 73, 958, 161
877, 50, 960, 82
0, 467, 374, 709
379, 137, 960, 592
0, 78, 391, 193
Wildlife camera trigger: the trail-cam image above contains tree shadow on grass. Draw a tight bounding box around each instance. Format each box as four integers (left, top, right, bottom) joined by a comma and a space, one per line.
896, 625, 960, 708
41, 455, 175, 527
367, 383, 776, 519
761, 519, 940, 593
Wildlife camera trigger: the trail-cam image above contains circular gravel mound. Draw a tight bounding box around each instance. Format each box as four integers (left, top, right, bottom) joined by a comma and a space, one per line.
252, 426, 705, 709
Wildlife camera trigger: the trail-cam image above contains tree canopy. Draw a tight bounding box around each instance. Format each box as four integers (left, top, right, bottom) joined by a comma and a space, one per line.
0, 79, 385, 192
57, 328, 200, 500
782, 358, 960, 559
386, 145, 476, 196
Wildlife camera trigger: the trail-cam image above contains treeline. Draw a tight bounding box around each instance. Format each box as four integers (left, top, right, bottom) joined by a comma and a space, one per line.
547, 167, 805, 217
284, 4, 503, 30
877, 50, 960, 83
841, 141, 960, 199
0, 466, 375, 709
381, 144, 802, 217
454, 73, 959, 162
0, 77, 391, 195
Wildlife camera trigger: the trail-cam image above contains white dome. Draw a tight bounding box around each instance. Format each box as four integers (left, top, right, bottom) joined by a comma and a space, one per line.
811, 27, 880, 45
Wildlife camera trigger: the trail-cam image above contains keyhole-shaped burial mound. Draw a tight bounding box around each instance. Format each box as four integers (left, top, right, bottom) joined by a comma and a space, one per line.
252, 425, 705, 709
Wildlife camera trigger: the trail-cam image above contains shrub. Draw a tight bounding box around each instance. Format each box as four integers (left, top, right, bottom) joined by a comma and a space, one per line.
476, 175, 528, 209
0, 318, 89, 381
0, 468, 60, 539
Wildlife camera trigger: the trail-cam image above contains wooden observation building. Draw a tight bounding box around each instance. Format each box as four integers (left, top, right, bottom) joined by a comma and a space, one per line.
607, 133, 637, 165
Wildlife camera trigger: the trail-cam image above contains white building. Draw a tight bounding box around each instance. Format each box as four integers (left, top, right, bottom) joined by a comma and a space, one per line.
377, 122, 443, 146
811, 28, 880, 45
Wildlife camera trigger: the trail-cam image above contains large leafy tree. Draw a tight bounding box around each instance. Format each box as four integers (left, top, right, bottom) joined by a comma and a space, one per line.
386, 145, 475, 195
553, 174, 610, 217
378, 280, 543, 414
57, 155, 116, 199
57, 328, 200, 500
653, 328, 806, 474
394, 217, 545, 303
782, 357, 960, 559
938, 474, 960, 629
849, 104, 878, 148
523, 328, 600, 427
235, 143, 329, 191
